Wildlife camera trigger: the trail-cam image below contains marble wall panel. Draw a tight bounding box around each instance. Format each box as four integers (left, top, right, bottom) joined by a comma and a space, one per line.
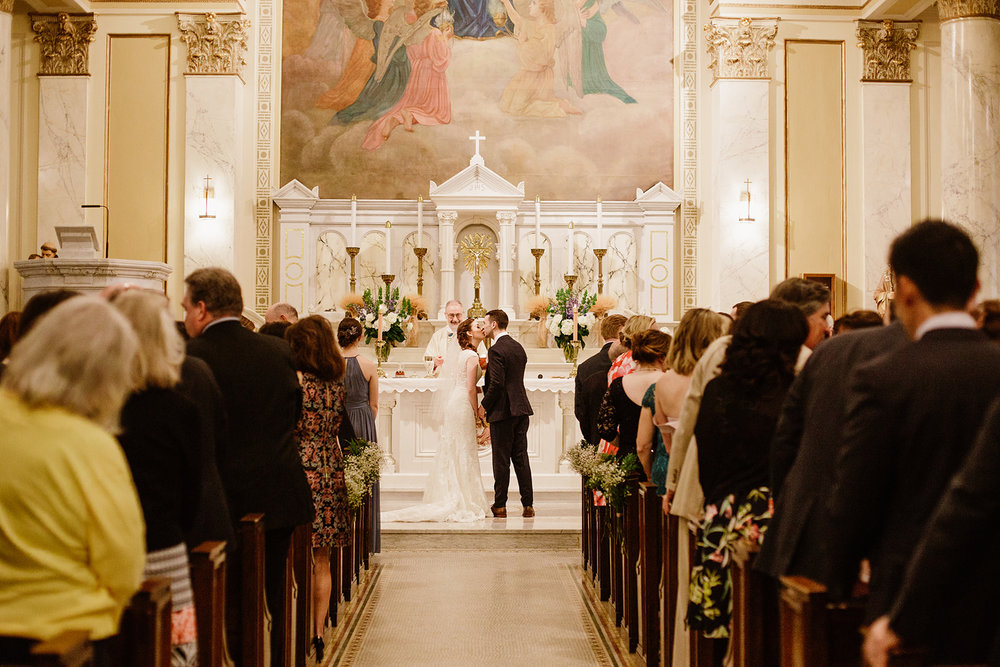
37, 77, 87, 252
357, 230, 386, 296
572, 233, 597, 294
315, 230, 348, 311
606, 232, 637, 312
0, 12, 10, 309
402, 231, 438, 309
941, 20, 1000, 297
518, 233, 552, 313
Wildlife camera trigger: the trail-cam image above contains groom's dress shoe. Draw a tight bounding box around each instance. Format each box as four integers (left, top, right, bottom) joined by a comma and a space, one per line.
522, 506, 535, 518
490, 506, 507, 518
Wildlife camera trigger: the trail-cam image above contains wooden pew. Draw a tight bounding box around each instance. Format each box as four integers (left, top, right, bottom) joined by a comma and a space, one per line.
612, 509, 624, 626
660, 512, 679, 666
637, 482, 661, 666
281, 540, 295, 667
238, 514, 269, 667
118, 577, 172, 667
730, 546, 770, 667
687, 537, 720, 667
24, 631, 93, 667
596, 505, 612, 601
362, 491, 372, 570
190, 541, 233, 667
581, 477, 590, 571
623, 473, 641, 652
292, 524, 314, 667
588, 492, 599, 584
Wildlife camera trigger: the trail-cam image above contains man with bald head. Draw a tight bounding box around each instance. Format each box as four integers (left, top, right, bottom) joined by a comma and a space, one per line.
264, 302, 298, 324
424, 299, 466, 376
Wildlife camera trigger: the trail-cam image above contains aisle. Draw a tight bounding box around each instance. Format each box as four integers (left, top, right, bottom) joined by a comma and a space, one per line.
332, 550, 621, 666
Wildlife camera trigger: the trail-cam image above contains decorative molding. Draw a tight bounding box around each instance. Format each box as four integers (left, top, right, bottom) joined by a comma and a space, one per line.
177, 13, 250, 80
254, 0, 274, 312
705, 17, 779, 83
681, 0, 698, 313
857, 20, 920, 82
30, 13, 97, 76
0, 0, 15, 14
937, 0, 1000, 20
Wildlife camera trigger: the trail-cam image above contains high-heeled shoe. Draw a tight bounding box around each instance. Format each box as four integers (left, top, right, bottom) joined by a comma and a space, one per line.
312, 635, 325, 661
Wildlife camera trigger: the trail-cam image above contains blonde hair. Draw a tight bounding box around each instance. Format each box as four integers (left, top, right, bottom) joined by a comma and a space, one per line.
1, 297, 139, 432
667, 308, 730, 375
111, 290, 185, 390
619, 315, 657, 349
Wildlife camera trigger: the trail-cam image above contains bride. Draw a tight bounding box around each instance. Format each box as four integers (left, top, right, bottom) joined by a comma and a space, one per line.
381, 318, 491, 522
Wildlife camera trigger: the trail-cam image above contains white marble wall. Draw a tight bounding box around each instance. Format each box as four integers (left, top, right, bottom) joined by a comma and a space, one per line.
0, 11, 10, 310
184, 76, 242, 275
606, 232, 637, 312
517, 232, 552, 314
712, 79, 771, 308
315, 230, 348, 311
941, 19, 1000, 297
402, 231, 438, 307
37, 77, 88, 254
862, 82, 912, 306
357, 230, 387, 296
571, 233, 597, 293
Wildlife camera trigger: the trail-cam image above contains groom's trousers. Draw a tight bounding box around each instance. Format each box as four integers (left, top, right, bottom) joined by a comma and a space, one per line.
490, 415, 533, 507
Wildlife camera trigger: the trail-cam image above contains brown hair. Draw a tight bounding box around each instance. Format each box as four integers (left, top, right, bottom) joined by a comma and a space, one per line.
337, 317, 364, 347
667, 308, 730, 375
619, 315, 656, 349
184, 267, 243, 318
456, 318, 476, 351
630, 330, 672, 365
285, 316, 346, 382
600, 314, 627, 340
485, 309, 508, 330
0, 311, 21, 360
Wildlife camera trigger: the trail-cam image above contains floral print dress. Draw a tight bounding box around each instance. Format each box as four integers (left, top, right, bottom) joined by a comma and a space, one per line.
295, 372, 351, 548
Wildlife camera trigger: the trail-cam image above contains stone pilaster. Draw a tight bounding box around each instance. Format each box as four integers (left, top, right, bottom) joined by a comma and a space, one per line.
0, 2, 11, 309
436, 210, 457, 318
30, 13, 96, 76
496, 210, 516, 316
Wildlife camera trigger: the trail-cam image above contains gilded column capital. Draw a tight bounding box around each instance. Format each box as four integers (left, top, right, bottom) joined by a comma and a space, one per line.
437, 210, 458, 224
937, 0, 1000, 20
177, 13, 251, 80
30, 13, 97, 76
0, 0, 16, 14
705, 17, 779, 83
857, 20, 920, 82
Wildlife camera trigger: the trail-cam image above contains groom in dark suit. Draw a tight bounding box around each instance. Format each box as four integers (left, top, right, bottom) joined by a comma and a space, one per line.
480, 309, 535, 518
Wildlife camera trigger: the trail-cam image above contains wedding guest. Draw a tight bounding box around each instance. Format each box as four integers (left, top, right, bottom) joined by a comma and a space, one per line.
264, 301, 299, 324
112, 290, 203, 666
596, 330, 672, 467
607, 314, 657, 384
973, 298, 1000, 341
259, 320, 293, 338
0, 297, 144, 664
827, 220, 1000, 665
285, 316, 354, 660
338, 316, 381, 553
574, 313, 626, 444
731, 301, 753, 322
831, 309, 882, 335
0, 311, 20, 362
17, 289, 79, 339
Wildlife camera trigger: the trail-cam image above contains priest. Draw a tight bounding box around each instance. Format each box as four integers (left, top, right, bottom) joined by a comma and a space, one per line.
424, 300, 467, 376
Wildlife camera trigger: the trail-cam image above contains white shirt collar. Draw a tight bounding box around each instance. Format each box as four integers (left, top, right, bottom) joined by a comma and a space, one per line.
494, 330, 509, 341
203, 316, 241, 332
914, 311, 977, 340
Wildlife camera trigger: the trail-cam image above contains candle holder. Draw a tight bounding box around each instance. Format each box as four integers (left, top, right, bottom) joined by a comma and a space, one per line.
593, 248, 607, 295
375, 339, 387, 377
346, 246, 360, 293
413, 247, 427, 296
381, 273, 395, 292
531, 248, 545, 295
569, 339, 581, 378
563, 274, 577, 292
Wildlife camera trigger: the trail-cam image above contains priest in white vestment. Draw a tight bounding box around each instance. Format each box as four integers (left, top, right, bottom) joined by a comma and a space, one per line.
424, 300, 485, 376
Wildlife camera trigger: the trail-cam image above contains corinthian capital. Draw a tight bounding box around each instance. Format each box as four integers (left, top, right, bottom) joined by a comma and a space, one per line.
496, 211, 517, 225
705, 17, 779, 83
437, 210, 458, 225
937, 0, 1000, 20
30, 13, 97, 76
1, 0, 16, 14
857, 20, 920, 82
177, 13, 251, 80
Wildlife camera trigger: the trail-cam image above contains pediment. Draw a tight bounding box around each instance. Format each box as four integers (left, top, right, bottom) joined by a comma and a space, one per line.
272, 179, 320, 209
634, 181, 682, 212
429, 157, 525, 211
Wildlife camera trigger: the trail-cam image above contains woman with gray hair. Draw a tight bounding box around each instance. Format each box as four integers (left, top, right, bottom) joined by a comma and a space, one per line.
0, 297, 145, 665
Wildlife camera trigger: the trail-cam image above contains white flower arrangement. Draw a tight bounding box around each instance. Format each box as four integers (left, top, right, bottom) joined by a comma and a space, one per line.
343, 438, 385, 509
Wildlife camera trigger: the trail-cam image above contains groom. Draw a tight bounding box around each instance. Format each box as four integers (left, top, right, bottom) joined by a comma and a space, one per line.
479, 309, 535, 518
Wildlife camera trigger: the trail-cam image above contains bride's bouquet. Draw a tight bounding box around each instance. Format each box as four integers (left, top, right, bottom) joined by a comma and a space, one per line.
545, 288, 598, 349
355, 286, 415, 346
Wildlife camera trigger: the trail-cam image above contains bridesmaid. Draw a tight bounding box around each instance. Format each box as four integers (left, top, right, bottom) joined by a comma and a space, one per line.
337, 317, 381, 553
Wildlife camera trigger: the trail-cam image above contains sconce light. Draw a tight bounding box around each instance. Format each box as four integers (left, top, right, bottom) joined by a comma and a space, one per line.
739, 179, 755, 223
199, 175, 216, 219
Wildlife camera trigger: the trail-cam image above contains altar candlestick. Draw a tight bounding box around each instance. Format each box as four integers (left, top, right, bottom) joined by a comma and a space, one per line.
596, 196, 603, 247
534, 195, 541, 248
417, 195, 424, 240
567, 221, 575, 275
351, 194, 358, 246
572, 306, 578, 342
384, 220, 392, 272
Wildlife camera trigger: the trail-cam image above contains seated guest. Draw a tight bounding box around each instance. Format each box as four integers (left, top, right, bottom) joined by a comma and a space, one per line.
259, 320, 293, 338
574, 314, 627, 444
596, 330, 672, 467
973, 298, 1000, 341
607, 314, 657, 384
687, 299, 807, 641
832, 309, 882, 335
112, 290, 204, 666
17, 289, 79, 339
0, 297, 144, 662
0, 311, 19, 362
730, 301, 753, 322
264, 301, 299, 324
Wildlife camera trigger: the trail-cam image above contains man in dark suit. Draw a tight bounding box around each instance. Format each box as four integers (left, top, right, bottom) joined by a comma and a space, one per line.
182, 267, 313, 664
480, 309, 534, 518
755, 321, 908, 584
574, 314, 626, 445
827, 220, 1000, 665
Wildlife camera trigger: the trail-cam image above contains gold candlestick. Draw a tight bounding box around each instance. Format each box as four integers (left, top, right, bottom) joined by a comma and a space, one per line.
564, 274, 577, 292
346, 246, 360, 293
569, 339, 581, 378
375, 339, 387, 377
531, 248, 545, 295
593, 248, 607, 295
413, 247, 427, 296
381, 273, 394, 291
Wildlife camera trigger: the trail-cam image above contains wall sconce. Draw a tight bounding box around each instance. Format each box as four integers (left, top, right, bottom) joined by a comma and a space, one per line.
199, 175, 216, 219
739, 179, 755, 223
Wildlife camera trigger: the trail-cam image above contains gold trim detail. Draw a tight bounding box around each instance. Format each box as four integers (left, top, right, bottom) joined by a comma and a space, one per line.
681, 0, 698, 314
856, 20, 920, 82
254, 0, 274, 311
937, 0, 1000, 19
176, 13, 250, 80
0, 0, 15, 14
30, 13, 97, 76
705, 17, 779, 83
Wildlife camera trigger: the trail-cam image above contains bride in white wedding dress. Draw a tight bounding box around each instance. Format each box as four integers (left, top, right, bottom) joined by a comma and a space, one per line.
382, 318, 491, 523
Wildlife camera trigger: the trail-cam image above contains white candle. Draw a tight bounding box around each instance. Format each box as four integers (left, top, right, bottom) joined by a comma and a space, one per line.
596, 196, 603, 248
567, 221, 575, 274
417, 195, 424, 243
384, 220, 391, 272
351, 194, 357, 246
534, 195, 541, 249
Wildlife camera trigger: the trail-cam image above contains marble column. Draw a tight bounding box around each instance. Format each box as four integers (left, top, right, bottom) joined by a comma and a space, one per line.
31, 14, 96, 255
496, 210, 516, 316
557, 392, 576, 474
378, 393, 398, 471
437, 209, 457, 317
178, 13, 250, 275
858, 20, 919, 307
938, 0, 1000, 296
705, 18, 777, 309
0, 0, 12, 310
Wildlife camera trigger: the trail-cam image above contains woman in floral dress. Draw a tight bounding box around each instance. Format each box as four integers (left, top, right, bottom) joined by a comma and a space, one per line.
285, 316, 356, 660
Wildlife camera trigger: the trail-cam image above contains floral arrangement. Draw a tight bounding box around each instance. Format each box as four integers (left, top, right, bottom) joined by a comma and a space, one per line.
590, 294, 618, 319
339, 293, 364, 314
525, 295, 550, 321
545, 288, 598, 349
343, 438, 384, 509
566, 440, 640, 510
355, 286, 414, 345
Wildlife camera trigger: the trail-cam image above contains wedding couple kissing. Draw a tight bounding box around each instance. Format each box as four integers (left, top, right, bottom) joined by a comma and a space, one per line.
382, 309, 535, 523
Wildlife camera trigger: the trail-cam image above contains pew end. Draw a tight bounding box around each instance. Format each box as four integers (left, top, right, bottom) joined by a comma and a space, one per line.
118, 577, 172, 667
190, 540, 233, 667
28, 631, 93, 667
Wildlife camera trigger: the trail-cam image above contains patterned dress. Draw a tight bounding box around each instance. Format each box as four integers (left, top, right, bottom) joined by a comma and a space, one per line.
295, 372, 351, 548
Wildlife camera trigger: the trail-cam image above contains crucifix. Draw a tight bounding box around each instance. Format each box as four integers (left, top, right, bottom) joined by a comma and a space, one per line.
469, 130, 486, 157
460, 232, 494, 318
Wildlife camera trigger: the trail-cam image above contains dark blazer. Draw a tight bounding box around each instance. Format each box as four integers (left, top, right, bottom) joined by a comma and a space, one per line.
827, 328, 1000, 632
756, 323, 907, 582
186, 320, 313, 531
887, 396, 1000, 664
481, 333, 533, 423
575, 342, 613, 444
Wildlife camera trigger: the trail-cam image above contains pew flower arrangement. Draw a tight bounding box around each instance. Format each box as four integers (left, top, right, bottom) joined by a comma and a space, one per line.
355, 286, 414, 346
566, 440, 640, 511
343, 438, 385, 509
545, 289, 598, 349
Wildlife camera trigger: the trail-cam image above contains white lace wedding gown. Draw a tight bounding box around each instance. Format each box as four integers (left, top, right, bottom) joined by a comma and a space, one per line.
381, 348, 491, 523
